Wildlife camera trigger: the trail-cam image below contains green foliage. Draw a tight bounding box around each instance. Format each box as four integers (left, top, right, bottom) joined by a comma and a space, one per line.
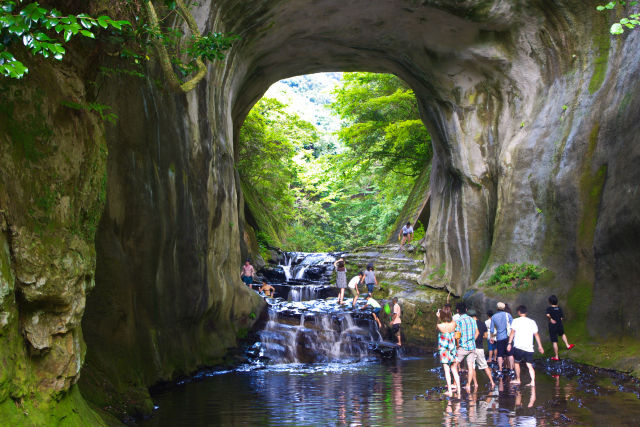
0, 1, 129, 78
187, 31, 240, 62
483, 263, 547, 293
412, 220, 426, 241
331, 73, 432, 178
596, 1, 640, 34
239, 73, 432, 251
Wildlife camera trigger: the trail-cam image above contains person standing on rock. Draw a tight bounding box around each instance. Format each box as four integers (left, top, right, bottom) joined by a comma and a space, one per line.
334, 257, 347, 305
241, 260, 256, 289
364, 263, 378, 295
399, 222, 414, 249
507, 305, 544, 387
468, 309, 496, 389
436, 304, 461, 397
348, 271, 364, 308
490, 302, 513, 377
391, 297, 402, 346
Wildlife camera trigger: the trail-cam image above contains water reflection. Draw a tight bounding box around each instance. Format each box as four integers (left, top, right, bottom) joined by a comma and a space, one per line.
142, 358, 640, 426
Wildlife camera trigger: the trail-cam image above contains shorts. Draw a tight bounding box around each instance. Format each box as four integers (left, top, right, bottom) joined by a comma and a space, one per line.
402, 232, 409, 236
366, 283, 374, 294
487, 340, 496, 351
549, 324, 565, 343
242, 276, 253, 285
474, 348, 488, 370
348, 286, 359, 297
497, 339, 513, 358
456, 348, 477, 364
373, 307, 381, 315
513, 347, 534, 364
392, 324, 401, 336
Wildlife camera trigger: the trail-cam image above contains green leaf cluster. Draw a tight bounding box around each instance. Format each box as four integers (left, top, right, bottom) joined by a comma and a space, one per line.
483, 263, 547, 293
0, 1, 129, 78
596, 1, 640, 34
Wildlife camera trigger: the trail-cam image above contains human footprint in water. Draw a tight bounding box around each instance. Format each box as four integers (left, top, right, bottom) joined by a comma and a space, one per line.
436, 304, 461, 397
507, 305, 544, 387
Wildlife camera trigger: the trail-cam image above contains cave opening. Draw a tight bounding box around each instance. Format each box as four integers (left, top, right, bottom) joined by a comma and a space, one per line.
236, 71, 434, 255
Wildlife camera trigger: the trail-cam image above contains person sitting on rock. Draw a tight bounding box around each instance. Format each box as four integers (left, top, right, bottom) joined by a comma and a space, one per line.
259, 280, 275, 298
361, 294, 382, 328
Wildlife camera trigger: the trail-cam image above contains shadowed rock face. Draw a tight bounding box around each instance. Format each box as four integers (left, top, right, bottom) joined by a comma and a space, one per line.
1, 0, 640, 420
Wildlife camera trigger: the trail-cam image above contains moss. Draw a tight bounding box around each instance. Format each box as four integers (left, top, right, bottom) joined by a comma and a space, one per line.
588, 16, 611, 94
0, 386, 106, 426
578, 125, 606, 247
566, 280, 594, 341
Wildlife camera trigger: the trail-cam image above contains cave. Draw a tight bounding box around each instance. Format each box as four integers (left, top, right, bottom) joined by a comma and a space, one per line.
1, 0, 639, 422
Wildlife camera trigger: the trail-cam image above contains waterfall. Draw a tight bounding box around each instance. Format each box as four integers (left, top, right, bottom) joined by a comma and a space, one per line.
295, 266, 307, 280
257, 308, 379, 364
280, 253, 293, 281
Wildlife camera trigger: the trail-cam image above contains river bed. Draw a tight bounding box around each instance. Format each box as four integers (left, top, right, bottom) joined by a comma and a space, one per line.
140, 356, 640, 426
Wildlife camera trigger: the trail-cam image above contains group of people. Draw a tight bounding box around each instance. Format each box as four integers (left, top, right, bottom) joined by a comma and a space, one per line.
436, 296, 575, 396
241, 260, 276, 297
334, 257, 403, 346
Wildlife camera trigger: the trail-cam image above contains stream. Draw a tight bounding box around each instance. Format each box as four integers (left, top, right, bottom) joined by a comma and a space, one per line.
140, 252, 640, 426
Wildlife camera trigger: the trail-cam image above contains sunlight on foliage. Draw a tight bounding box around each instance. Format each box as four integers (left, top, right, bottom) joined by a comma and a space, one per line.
0, 1, 129, 78
596, 1, 640, 34
239, 73, 433, 251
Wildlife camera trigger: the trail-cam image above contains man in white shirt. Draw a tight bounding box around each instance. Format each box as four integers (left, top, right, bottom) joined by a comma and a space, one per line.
506, 305, 544, 387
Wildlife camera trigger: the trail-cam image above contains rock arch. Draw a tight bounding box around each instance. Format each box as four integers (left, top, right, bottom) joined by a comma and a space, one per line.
1, 0, 638, 419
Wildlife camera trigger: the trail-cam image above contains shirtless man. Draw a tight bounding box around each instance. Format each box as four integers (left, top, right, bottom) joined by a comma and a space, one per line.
241, 260, 255, 289
259, 280, 275, 298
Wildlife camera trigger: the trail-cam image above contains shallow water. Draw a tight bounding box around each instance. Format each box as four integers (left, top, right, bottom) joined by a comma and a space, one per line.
141, 357, 640, 426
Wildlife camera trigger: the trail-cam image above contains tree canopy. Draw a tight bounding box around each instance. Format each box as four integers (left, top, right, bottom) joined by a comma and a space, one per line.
238, 72, 434, 252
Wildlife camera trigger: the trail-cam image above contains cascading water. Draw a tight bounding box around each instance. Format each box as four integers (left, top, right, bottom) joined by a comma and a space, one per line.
252, 251, 398, 365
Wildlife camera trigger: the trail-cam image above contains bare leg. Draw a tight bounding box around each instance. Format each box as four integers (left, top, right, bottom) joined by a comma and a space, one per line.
562, 334, 571, 348
443, 363, 453, 395
552, 342, 559, 359
451, 363, 461, 394
512, 363, 521, 384
352, 289, 359, 307
525, 362, 536, 387
465, 357, 474, 392
372, 312, 382, 328
485, 368, 495, 388
471, 363, 478, 389
497, 356, 503, 371
508, 355, 515, 370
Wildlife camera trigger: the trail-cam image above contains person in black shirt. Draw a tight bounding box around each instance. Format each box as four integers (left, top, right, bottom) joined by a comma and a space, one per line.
546, 295, 575, 361
468, 309, 496, 389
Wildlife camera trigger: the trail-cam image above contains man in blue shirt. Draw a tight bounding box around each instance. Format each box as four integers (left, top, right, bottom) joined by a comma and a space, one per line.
490, 302, 513, 375
455, 304, 479, 393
